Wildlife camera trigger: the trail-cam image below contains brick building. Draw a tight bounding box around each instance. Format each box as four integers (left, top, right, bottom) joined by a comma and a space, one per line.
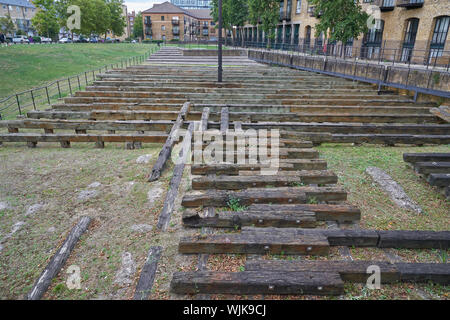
241, 0, 449, 64
142, 1, 218, 41
0, 0, 36, 36
128, 10, 135, 38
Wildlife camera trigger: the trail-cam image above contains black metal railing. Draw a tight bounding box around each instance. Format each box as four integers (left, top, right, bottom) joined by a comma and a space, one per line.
0, 45, 163, 120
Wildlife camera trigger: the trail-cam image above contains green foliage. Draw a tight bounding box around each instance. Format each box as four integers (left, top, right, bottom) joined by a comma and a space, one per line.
32, 0, 126, 39
31, 0, 60, 39
211, 0, 248, 30
307, 197, 318, 204
0, 14, 16, 35
248, 0, 279, 44
309, 0, 369, 44
133, 12, 144, 39
227, 197, 248, 212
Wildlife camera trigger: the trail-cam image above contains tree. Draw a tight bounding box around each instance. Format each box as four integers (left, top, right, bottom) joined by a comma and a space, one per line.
308, 0, 369, 45
106, 0, 126, 38
211, 0, 248, 45
0, 14, 16, 36
31, 0, 60, 39
248, 0, 279, 47
133, 12, 143, 39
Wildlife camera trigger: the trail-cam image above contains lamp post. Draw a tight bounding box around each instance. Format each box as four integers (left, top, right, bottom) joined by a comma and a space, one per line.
218, 0, 223, 82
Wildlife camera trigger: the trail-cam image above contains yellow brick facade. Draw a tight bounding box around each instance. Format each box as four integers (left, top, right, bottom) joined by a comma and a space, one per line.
242, 0, 450, 63
0, 1, 36, 35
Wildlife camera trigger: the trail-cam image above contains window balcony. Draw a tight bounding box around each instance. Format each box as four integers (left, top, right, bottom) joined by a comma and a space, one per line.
307, 6, 322, 17
375, 0, 395, 11
396, 0, 424, 9
279, 10, 291, 21
144, 17, 152, 26
172, 19, 179, 25
172, 29, 180, 35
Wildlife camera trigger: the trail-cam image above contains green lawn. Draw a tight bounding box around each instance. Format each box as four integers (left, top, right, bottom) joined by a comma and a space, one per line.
0, 43, 155, 99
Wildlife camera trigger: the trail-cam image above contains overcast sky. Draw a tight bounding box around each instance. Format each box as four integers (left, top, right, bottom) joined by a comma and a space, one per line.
125, 0, 165, 13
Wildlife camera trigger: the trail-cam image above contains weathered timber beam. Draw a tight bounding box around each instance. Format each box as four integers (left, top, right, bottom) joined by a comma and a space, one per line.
133, 246, 163, 300
27, 216, 91, 300
181, 187, 347, 207
182, 208, 317, 228
148, 102, 191, 182
248, 204, 361, 222
403, 153, 450, 164
170, 271, 344, 295
191, 173, 338, 190
156, 122, 194, 230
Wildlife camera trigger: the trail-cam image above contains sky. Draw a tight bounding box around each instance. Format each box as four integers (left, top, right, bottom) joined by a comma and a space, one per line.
125, 0, 165, 13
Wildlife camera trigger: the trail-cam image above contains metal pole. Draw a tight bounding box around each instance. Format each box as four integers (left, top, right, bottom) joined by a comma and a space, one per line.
218, 0, 223, 83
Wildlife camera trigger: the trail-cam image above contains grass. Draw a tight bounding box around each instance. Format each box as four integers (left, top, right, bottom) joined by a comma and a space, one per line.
0, 43, 155, 99
317, 144, 450, 231
0, 142, 175, 299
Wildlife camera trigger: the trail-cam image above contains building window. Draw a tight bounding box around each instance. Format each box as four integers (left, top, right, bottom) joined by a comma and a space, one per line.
362, 19, 384, 59
161, 16, 165, 21
162, 25, 165, 31
401, 18, 419, 62
429, 16, 450, 61
296, 0, 301, 13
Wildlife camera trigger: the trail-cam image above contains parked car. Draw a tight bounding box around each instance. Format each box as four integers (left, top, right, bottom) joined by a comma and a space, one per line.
90, 37, 98, 43
58, 37, 72, 44
131, 40, 137, 43
40, 37, 52, 43
12, 35, 29, 44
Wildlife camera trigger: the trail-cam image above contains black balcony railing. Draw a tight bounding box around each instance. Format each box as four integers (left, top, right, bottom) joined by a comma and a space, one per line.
375, 0, 396, 11
172, 29, 180, 35
307, 6, 322, 17
397, 0, 424, 9
172, 19, 179, 25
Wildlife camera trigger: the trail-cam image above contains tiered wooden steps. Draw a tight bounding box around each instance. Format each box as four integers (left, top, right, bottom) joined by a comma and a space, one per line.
2, 46, 448, 148
404, 153, 450, 200
170, 103, 449, 297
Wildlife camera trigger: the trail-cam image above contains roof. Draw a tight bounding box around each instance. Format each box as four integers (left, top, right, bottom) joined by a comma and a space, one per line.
0, 0, 35, 8
187, 9, 212, 20
143, 1, 187, 14
143, 1, 212, 19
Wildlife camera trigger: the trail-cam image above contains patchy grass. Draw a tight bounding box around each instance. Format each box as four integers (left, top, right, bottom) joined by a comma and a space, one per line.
0, 143, 179, 299
317, 144, 450, 231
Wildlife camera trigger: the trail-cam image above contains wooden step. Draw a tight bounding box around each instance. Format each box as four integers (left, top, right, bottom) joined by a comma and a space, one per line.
181, 187, 348, 207
0, 119, 172, 133
182, 208, 317, 228
243, 227, 450, 249
244, 260, 400, 283
191, 172, 338, 190
170, 271, 344, 295
191, 161, 328, 174
244, 260, 450, 285
179, 232, 330, 255
0, 133, 168, 145
248, 204, 361, 222
403, 153, 450, 164
427, 173, 450, 187
414, 162, 450, 175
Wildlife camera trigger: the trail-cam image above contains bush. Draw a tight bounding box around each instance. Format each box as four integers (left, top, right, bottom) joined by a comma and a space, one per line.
32, 36, 41, 43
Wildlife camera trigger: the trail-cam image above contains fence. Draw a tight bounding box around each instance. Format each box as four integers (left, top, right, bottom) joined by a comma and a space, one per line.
247, 48, 450, 99
240, 40, 450, 71
0, 45, 162, 120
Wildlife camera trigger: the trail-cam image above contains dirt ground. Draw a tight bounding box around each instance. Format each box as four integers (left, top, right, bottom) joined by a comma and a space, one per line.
0, 142, 448, 300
